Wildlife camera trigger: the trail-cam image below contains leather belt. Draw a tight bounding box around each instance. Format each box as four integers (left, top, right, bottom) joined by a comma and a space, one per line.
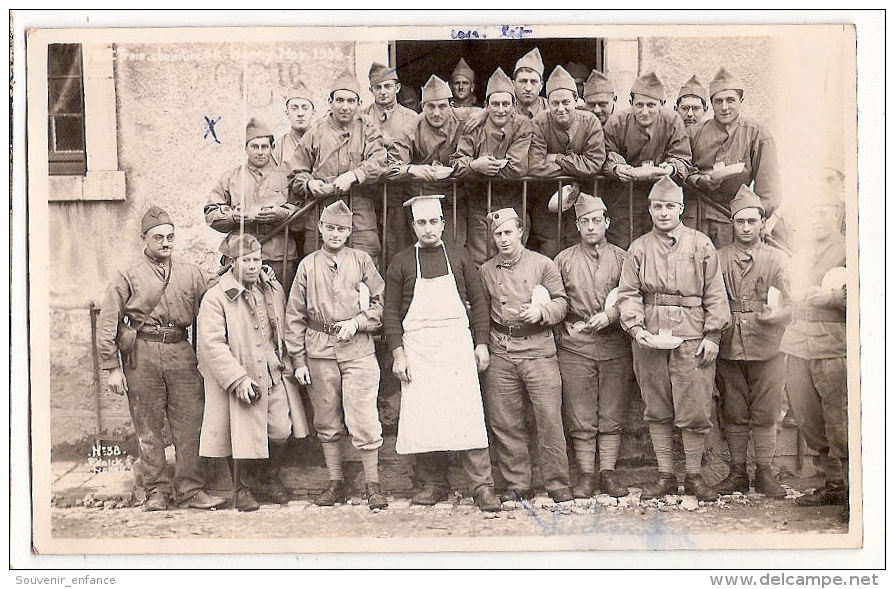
490, 320, 550, 338
137, 327, 188, 344
644, 293, 703, 307
308, 318, 342, 335
795, 308, 846, 323
729, 300, 766, 313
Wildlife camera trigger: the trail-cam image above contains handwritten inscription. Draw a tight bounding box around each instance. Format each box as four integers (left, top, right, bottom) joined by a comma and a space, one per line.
450, 25, 534, 40
87, 441, 127, 474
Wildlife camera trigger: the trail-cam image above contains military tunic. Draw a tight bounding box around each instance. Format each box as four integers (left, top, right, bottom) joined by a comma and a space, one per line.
528, 108, 607, 257
451, 114, 533, 264
602, 109, 692, 248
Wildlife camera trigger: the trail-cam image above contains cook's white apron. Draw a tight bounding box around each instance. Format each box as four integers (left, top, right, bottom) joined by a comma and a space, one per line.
395, 244, 489, 454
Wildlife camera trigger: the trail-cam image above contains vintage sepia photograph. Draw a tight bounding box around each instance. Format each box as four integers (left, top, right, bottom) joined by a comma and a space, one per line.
12, 11, 881, 567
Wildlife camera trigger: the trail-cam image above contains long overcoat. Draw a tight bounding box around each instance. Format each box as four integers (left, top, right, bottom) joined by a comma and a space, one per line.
198, 269, 309, 459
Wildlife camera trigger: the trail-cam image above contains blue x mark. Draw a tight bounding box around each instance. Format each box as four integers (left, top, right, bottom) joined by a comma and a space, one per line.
203, 116, 221, 144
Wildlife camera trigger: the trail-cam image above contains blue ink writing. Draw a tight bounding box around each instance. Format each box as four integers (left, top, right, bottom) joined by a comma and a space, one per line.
501, 25, 533, 39
451, 29, 481, 40
204, 116, 222, 144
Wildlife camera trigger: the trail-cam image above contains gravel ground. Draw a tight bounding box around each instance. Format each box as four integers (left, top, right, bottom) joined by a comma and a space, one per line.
51, 489, 848, 541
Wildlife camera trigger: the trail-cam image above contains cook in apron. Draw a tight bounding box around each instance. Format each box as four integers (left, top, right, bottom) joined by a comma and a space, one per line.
395, 244, 489, 454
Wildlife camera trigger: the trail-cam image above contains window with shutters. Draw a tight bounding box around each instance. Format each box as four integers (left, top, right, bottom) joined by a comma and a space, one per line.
48, 43, 88, 176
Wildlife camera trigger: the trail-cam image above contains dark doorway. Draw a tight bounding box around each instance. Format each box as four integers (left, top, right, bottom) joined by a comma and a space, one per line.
392, 38, 603, 104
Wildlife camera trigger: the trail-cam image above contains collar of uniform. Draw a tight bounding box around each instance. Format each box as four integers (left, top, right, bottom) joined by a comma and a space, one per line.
496, 246, 526, 268
579, 240, 605, 260
733, 240, 759, 260
483, 115, 510, 142
371, 102, 396, 115
220, 270, 247, 300
288, 128, 305, 143
550, 108, 578, 136
142, 249, 171, 267
325, 113, 354, 135
712, 114, 741, 135
319, 247, 346, 268
245, 160, 273, 178
652, 222, 686, 244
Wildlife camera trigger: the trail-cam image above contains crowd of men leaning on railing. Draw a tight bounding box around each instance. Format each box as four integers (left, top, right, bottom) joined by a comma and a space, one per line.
93, 49, 849, 524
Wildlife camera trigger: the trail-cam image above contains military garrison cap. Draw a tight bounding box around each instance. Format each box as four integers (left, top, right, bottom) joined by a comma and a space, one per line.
709, 67, 744, 99
319, 200, 353, 228
677, 75, 709, 103
631, 72, 665, 102
141, 206, 173, 233
219, 232, 262, 258
546, 65, 578, 97
421, 75, 453, 103
730, 185, 765, 217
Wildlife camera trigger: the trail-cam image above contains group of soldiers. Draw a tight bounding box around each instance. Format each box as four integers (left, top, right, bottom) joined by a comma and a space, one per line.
96, 46, 849, 522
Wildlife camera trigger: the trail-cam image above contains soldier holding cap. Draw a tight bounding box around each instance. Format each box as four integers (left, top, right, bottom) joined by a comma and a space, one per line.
553, 193, 634, 499
529, 65, 607, 257
674, 75, 710, 128
197, 233, 310, 511
451, 67, 533, 265
603, 72, 692, 249
206, 118, 299, 288
713, 185, 791, 498
617, 176, 730, 501
97, 206, 224, 512
274, 81, 316, 170
389, 75, 468, 248
284, 200, 388, 510
290, 70, 389, 267
450, 57, 480, 109
685, 67, 782, 248
582, 70, 618, 127
780, 169, 848, 516
478, 208, 574, 504
365, 62, 420, 256
383, 195, 501, 512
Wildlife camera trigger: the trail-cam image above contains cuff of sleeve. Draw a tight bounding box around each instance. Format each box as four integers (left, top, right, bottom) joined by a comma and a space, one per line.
473, 330, 490, 347
100, 358, 121, 371
629, 325, 646, 339
290, 355, 307, 369
226, 376, 250, 395
703, 331, 722, 345
605, 307, 620, 325
353, 169, 366, 184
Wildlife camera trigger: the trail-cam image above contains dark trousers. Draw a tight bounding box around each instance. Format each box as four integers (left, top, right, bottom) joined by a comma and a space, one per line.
413, 449, 494, 495
123, 339, 206, 502
558, 348, 634, 443
482, 353, 570, 492
786, 355, 848, 480
716, 355, 785, 428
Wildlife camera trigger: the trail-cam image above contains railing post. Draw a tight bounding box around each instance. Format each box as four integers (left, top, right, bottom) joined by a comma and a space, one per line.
348, 188, 355, 249
628, 182, 634, 246
314, 203, 320, 251
556, 179, 563, 255
452, 180, 458, 242
381, 183, 388, 266
89, 303, 103, 440
486, 180, 493, 259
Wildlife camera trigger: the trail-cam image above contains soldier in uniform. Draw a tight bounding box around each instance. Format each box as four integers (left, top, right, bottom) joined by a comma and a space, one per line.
284, 200, 388, 510
197, 233, 310, 511
582, 70, 618, 127
389, 75, 467, 247
513, 48, 549, 119
290, 70, 389, 267
451, 67, 533, 265
274, 81, 316, 170
529, 65, 607, 257
450, 57, 479, 109
780, 169, 849, 516
684, 67, 782, 248
617, 176, 731, 501
206, 118, 299, 288
365, 62, 420, 258
603, 72, 692, 249
554, 193, 634, 498
479, 208, 573, 504
713, 186, 790, 498
384, 195, 501, 512
674, 75, 710, 128
97, 206, 224, 512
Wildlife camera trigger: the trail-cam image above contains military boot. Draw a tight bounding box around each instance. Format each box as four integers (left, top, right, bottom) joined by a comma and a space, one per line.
683, 474, 720, 501
599, 469, 630, 498
753, 466, 787, 499
365, 483, 389, 510
640, 473, 678, 500
314, 480, 348, 507
715, 463, 749, 495
572, 472, 595, 498
795, 480, 848, 506
257, 440, 292, 505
